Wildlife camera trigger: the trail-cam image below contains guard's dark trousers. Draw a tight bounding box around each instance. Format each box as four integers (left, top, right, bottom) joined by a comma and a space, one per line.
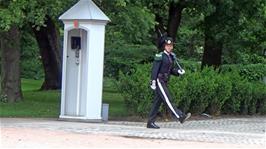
148, 79, 185, 123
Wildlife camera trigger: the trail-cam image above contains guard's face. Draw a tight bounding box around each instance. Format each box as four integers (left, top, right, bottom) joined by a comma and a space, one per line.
165, 44, 173, 53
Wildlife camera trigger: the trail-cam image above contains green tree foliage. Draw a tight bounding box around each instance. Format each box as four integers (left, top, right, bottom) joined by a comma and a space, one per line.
98, 0, 156, 78
175, 7, 204, 60
0, 0, 24, 30
95, 0, 155, 44
105, 0, 266, 69
0, 0, 76, 30
200, 0, 266, 67
0, 0, 79, 90
21, 31, 44, 79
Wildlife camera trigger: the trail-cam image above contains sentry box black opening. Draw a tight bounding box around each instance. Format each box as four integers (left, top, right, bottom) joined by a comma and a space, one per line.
71, 36, 81, 49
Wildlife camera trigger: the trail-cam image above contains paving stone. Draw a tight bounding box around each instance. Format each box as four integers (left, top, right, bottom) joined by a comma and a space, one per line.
1, 117, 265, 146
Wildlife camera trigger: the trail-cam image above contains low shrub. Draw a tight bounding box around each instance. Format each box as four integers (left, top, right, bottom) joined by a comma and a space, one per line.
117, 62, 266, 117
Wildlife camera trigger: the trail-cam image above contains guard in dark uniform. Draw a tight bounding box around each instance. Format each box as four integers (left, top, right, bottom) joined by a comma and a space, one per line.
147, 37, 191, 129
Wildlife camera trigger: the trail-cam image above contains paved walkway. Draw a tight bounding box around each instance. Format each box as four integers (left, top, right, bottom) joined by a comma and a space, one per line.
1, 117, 266, 148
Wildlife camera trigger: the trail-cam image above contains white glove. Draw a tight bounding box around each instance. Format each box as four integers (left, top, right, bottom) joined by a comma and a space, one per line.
178, 69, 185, 75
150, 80, 156, 90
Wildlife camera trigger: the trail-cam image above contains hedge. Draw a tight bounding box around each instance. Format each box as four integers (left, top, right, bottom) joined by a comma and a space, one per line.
117, 63, 266, 117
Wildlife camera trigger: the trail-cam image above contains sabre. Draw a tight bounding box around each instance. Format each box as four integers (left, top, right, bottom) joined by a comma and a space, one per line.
175, 59, 183, 70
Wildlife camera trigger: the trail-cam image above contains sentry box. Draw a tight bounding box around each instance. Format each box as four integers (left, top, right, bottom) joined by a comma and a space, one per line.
59, 0, 110, 122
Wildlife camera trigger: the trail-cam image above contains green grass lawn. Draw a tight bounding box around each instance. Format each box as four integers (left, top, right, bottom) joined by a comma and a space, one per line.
0, 78, 127, 118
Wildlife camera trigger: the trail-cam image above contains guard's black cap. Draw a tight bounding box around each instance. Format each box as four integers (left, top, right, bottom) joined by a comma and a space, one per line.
158, 36, 174, 49
164, 37, 173, 45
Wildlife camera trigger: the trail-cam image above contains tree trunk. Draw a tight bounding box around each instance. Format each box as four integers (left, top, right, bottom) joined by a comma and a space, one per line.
32, 16, 62, 90
150, 1, 186, 47
201, 0, 223, 69
201, 34, 223, 69
0, 26, 22, 103
167, 1, 185, 41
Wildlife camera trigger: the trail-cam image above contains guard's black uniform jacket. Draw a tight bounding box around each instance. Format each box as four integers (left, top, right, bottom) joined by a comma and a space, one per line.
151, 51, 180, 82
148, 51, 185, 123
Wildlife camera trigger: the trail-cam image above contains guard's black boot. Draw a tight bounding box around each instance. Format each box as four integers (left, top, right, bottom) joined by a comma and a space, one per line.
179, 113, 191, 124
147, 122, 160, 129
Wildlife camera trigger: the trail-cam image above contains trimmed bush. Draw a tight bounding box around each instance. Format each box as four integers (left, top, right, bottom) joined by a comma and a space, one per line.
169, 74, 189, 112
222, 72, 252, 114
252, 82, 266, 114
239, 82, 253, 115
206, 73, 232, 115
221, 63, 266, 82
117, 62, 266, 117
177, 67, 232, 115
179, 69, 215, 114
117, 64, 153, 117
